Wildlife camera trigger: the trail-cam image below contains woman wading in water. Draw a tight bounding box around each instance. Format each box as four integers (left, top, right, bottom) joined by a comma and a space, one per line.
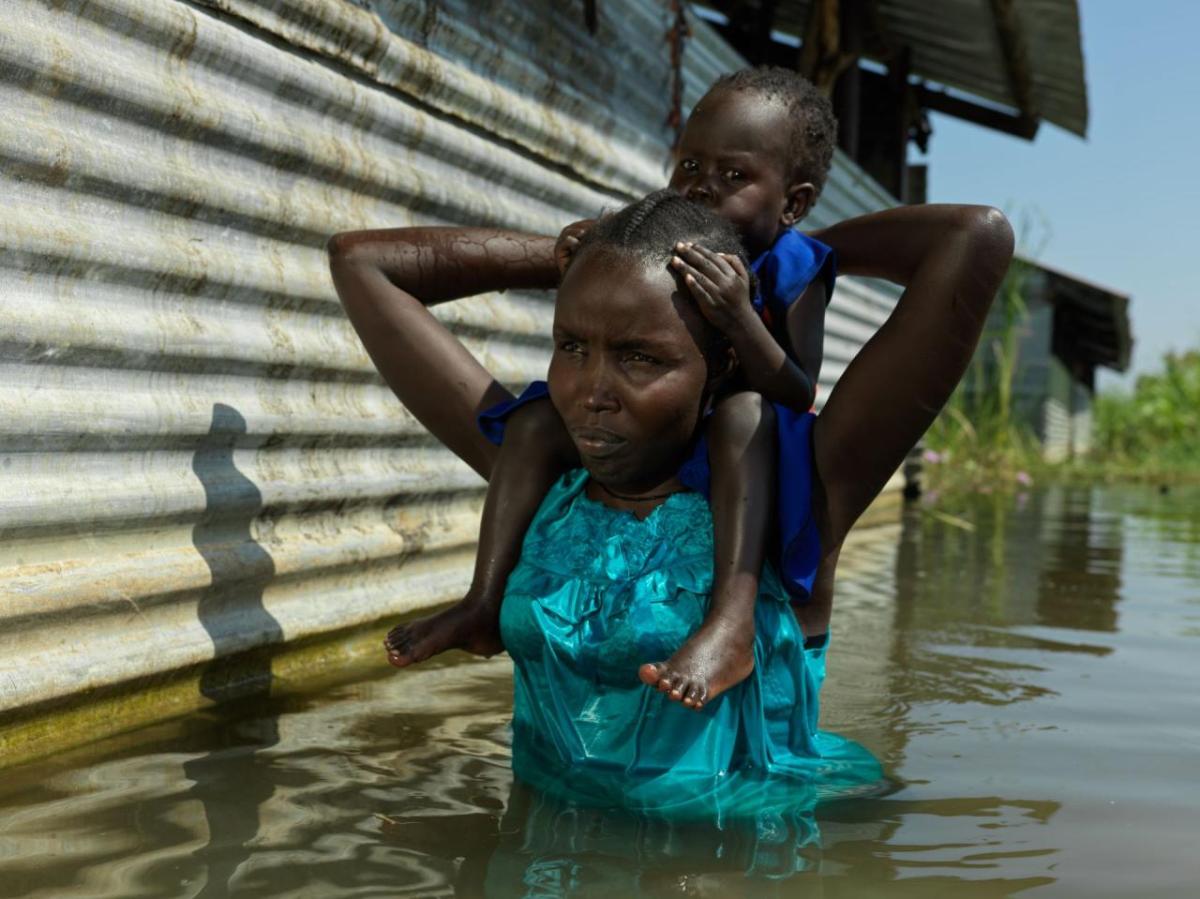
329, 191, 1013, 812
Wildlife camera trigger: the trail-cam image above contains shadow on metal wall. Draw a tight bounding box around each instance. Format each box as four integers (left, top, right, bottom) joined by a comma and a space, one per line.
184, 402, 282, 895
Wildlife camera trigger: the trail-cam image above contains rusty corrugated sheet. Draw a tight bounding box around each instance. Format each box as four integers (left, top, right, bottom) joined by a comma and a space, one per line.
730, 0, 1088, 136
0, 0, 899, 752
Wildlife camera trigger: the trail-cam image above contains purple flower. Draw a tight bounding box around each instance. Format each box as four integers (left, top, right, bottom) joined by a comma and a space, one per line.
1015, 471, 1033, 486
922, 449, 943, 465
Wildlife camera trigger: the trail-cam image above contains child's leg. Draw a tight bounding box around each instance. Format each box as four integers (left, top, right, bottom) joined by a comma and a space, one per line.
638, 391, 775, 709
385, 398, 576, 667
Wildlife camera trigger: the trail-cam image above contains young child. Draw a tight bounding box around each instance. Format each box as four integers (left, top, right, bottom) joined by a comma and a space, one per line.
383, 67, 838, 710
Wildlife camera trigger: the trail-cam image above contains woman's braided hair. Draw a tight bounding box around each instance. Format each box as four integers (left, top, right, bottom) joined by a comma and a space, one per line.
572, 189, 750, 276
568, 189, 749, 362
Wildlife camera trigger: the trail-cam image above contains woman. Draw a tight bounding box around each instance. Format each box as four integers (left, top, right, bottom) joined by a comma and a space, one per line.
328, 192, 1013, 815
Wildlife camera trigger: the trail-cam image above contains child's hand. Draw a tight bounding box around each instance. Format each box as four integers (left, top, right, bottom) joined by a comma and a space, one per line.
555, 219, 595, 275
671, 242, 755, 335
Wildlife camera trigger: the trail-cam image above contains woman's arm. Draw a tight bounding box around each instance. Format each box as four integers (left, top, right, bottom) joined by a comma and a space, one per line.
809, 205, 1007, 286
811, 205, 1014, 544
328, 227, 559, 478
328, 227, 559, 305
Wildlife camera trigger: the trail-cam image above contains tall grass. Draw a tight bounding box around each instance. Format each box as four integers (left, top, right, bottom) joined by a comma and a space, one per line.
1083, 350, 1200, 480
924, 273, 1200, 490
921, 256, 1043, 492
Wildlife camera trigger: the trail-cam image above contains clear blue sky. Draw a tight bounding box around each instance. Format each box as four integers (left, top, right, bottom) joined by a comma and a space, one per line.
918, 1, 1200, 390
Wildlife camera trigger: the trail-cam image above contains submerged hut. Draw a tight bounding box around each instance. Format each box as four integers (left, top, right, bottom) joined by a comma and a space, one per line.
969, 261, 1132, 461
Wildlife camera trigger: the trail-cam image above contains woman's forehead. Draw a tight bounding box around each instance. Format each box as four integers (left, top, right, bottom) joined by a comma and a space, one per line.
556, 251, 705, 346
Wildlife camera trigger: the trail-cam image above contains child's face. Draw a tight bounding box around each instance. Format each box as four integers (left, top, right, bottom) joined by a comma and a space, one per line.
669, 89, 812, 257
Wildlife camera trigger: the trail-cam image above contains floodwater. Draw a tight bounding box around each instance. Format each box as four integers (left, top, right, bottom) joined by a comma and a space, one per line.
2, 485, 1199, 897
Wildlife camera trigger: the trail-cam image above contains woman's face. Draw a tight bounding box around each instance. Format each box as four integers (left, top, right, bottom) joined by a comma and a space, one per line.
548, 247, 716, 494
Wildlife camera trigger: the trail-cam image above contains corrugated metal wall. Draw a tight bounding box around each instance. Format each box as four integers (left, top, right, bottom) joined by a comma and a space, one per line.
1069, 380, 1092, 457
0, 0, 899, 749
1042, 357, 1073, 462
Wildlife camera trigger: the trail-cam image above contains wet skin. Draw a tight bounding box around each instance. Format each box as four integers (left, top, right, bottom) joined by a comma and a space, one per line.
381, 244, 723, 673
334, 205, 1014, 710
384, 600, 505, 667
383, 87, 825, 699
385, 245, 766, 707
546, 247, 761, 709
384, 398, 575, 668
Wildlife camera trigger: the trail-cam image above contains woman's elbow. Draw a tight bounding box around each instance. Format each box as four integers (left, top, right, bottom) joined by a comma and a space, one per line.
326, 230, 357, 266
963, 206, 1015, 271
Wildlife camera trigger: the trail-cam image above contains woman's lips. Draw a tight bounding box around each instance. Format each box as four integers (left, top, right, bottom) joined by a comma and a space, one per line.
570, 426, 626, 458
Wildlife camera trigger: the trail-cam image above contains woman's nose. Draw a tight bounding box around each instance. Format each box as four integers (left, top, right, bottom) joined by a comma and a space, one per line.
581, 365, 619, 413
582, 388, 618, 413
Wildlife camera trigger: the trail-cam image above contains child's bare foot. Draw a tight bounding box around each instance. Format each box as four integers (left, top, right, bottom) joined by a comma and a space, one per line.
383, 598, 504, 668
638, 619, 754, 710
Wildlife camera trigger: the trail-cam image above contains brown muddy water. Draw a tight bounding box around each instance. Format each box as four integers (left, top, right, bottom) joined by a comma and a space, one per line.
2, 485, 1198, 897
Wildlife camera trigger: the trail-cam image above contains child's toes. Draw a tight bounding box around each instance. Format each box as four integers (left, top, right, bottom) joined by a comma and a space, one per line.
638, 662, 665, 687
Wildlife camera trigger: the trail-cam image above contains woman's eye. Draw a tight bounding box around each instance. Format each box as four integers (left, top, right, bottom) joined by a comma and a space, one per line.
624, 352, 658, 365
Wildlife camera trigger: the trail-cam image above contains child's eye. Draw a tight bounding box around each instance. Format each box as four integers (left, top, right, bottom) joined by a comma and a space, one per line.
679, 159, 699, 173
724, 169, 745, 182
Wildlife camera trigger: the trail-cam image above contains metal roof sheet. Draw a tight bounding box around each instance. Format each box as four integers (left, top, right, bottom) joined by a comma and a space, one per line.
734, 0, 1088, 136
1037, 262, 1132, 372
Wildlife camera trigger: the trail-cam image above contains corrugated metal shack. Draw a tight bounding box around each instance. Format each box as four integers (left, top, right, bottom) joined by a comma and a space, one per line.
1, 0, 910, 763
969, 261, 1131, 461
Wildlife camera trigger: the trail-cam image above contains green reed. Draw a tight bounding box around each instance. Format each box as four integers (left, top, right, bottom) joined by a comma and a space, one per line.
1074, 349, 1200, 482
921, 256, 1044, 493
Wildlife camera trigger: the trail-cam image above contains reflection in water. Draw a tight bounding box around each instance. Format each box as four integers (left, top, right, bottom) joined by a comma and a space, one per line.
381, 780, 824, 895
2, 486, 1200, 897
184, 404, 281, 897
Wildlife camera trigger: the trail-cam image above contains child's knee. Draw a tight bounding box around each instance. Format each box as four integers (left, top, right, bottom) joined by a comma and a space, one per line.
710, 391, 776, 447
504, 398, 573, 460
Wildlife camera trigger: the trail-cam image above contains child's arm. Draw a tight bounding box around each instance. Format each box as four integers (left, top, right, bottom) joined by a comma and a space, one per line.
328, 227, 559, 477
671, 243, 816, 412
784, 279, 827, 397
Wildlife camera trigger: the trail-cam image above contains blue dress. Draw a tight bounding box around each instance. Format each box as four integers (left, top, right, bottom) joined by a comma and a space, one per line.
499, 469, 883, 820
479, 230, 836, 603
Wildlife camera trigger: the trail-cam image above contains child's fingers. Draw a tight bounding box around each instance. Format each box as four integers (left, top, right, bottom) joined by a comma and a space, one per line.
672, 256, 722, 307
670, 256, 717, 304
719, 253, 748, 279
676, 242, 732, 281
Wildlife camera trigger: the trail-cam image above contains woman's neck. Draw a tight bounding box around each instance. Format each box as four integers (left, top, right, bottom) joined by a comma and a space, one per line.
585, 476, 688, 520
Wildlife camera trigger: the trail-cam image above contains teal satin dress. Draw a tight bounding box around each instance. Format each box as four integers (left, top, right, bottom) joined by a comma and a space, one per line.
499, 470, 884, 821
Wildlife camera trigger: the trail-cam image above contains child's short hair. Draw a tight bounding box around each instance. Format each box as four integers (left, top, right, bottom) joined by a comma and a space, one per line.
709, 66, 837, 200
574, 189, 749, 272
